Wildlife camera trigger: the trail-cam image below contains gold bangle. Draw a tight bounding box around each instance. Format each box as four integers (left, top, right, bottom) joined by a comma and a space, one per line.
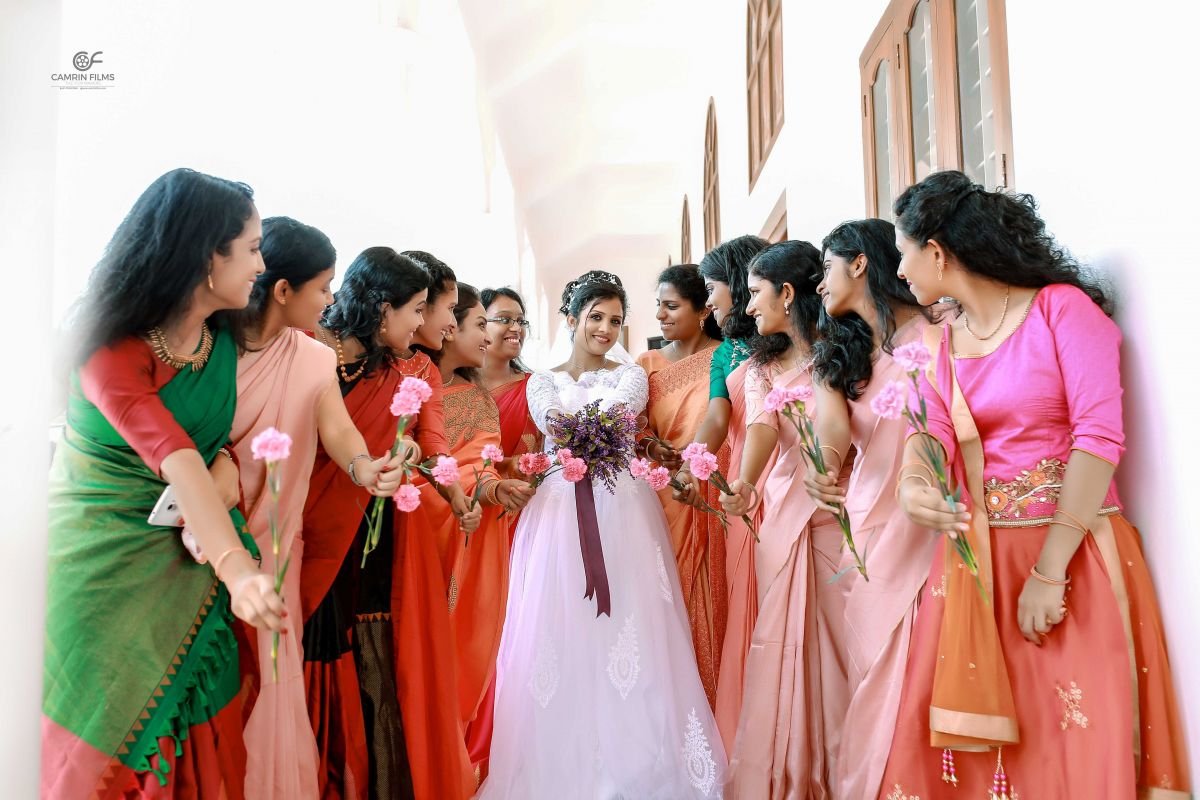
1030, 564, 1071, 586
1053, 508, 1092, 536
898, 461, 936, 482
895, 473, 933, 501
212, 546, 246, 581
216, 446, 234, 463
819, 445, 843, 468
483, 479, 501, 506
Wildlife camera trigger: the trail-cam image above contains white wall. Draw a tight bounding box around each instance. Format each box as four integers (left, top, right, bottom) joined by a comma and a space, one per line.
52, 0, 527, 324
1007, 0, 1200, 779
0, 0, 58, 790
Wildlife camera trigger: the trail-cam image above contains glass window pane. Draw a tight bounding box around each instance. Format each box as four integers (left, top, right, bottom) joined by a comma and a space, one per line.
873, 60, 894, 220
955, 0, 997, 186
907, 0, 936, 181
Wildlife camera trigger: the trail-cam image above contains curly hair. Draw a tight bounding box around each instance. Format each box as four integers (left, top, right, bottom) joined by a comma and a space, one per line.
656, 264, 722, 341
813, 218, 931, 399
746, 240, 824, 366
894, 170, 1112, 314
322, 247, 430, 377
698, 235, 768, 341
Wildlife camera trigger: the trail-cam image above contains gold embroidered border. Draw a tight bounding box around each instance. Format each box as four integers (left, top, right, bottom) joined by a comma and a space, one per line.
929, 706, 1019, 743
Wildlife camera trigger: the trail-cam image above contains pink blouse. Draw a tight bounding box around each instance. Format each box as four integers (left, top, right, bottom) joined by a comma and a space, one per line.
917, 284, 1124, 523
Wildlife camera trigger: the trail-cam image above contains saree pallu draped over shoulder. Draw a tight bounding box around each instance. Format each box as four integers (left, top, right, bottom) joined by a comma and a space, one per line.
42, 328, 252, 799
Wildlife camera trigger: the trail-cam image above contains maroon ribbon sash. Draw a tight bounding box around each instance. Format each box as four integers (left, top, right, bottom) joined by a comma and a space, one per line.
574, 476, 611, 617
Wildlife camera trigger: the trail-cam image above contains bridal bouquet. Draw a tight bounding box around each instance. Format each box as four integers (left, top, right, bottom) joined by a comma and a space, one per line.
874, 342, 983, 596
765, 385, 867, 581
547, 400, 640, 493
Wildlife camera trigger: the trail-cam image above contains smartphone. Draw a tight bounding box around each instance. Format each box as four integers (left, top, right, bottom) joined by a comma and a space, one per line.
147, 484, 184, 527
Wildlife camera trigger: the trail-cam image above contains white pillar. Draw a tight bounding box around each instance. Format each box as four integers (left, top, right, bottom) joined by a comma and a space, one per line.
0, 0, 59, 790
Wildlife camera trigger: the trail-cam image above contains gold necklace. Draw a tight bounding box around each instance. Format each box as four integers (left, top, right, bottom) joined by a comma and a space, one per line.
320, 327, 367, 382
147, 324, 214, 371
963, 286, 1011, 341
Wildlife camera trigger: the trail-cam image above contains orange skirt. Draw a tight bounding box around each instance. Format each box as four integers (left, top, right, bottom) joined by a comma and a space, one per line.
878, 515, 1190, 799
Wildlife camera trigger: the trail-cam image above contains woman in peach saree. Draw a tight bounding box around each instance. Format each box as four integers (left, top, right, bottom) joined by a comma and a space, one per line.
636, 264, 724, 708
803, 219, 935, 798
675, 235, 770, 752
879, 171, 1189, 798
720, 241, 849, 798
233, 219, 404, 800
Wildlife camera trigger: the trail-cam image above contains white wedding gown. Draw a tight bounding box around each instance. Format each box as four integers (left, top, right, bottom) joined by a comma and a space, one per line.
478, 363, 726, 799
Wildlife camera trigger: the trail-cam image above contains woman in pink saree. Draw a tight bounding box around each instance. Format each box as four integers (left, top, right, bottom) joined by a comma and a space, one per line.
230, 218, 405, 799
803, 218, 935, 798
878, 171, 1189, 798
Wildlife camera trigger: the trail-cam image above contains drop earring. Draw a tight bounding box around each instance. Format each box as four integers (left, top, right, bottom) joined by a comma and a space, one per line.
937, 260, 944, 281
379, 321, 387, 336
784, 302, 791, 316
207, 271, 215, 291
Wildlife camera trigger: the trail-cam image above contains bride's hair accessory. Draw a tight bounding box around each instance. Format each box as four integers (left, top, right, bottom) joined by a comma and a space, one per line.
559, 270, 624, 316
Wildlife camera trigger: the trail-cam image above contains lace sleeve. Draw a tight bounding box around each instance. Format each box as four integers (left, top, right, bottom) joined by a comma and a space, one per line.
526, 370, 564, 435
604, 363, 650, 417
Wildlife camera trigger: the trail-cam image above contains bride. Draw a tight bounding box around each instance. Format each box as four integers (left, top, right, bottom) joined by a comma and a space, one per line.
478, 271, 726, 799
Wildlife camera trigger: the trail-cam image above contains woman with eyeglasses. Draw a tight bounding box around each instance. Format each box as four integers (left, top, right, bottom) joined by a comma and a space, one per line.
634, 264, 724, 711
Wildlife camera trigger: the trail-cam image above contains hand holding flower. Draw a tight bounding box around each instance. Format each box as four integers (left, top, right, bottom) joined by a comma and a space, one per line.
803, 466, 846, 513
719, 478, 756, 518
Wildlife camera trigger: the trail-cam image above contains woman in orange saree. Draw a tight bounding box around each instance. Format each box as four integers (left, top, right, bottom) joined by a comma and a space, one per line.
232, 219, 404, 800
635, 264, 724, 708
299, 247, 432, 799
390, 253, 486, 800
469, 286, 541, 777
880, 171, 1189, 798
675, 234, 771, 752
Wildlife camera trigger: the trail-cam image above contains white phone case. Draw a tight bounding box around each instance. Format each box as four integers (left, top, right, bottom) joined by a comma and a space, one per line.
147, 484, 184, 527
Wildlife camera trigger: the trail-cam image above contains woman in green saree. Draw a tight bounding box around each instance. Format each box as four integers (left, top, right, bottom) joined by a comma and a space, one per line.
42, 168, 287, 798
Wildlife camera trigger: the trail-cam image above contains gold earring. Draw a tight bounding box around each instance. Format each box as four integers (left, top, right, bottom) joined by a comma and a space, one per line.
207, 271, 215, 291
936, 260, 944, 281
380, 321, 388, 335
784, 302, 791, 315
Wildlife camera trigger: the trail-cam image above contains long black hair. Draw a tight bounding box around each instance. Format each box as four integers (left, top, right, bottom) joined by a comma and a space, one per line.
813, 218, 931, 399
481, 286, 530, 374
431, 282, 484, 382
698, 235, 768, 341
73, 167, 256, 364
656, 264, 723, 341
403, 249, 457, 303
229, 215, 336, 352
894, 170, 1112, 314
747, 240, 824, 366
561, 270, 627, 319
322, 247, 430, 377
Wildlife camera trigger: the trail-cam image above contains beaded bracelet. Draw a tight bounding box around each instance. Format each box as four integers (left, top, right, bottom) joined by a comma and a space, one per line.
1029, 564, 1071, 586
216, 446, 234, 463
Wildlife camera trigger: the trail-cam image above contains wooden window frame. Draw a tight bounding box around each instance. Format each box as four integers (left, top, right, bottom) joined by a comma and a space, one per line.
681, 195, 693, 263
747, 0, 784, 190
760, 190, 788, 243
859, 0, 1014, 217
703, 100, 721, 251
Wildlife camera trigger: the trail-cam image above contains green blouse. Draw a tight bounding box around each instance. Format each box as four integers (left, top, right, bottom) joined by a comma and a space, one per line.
708, 337, 753, 400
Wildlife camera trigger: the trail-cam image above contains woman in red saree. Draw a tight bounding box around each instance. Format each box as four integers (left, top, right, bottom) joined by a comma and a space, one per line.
231, 218, 404, 800
43, 168, 285, 798
880, 171, 1189, 798
635, 264, 724, 709
469, 286, 541, 777
298, 247, 433, 799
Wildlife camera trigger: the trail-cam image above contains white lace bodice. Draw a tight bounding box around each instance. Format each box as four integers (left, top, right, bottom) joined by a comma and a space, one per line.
526, 363, 649, 438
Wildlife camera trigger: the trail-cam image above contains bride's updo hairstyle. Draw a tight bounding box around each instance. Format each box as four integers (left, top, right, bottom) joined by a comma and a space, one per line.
560, 269, 628, 319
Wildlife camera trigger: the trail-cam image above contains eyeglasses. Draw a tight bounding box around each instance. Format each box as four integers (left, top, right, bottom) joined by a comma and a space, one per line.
487, 316, 531, 330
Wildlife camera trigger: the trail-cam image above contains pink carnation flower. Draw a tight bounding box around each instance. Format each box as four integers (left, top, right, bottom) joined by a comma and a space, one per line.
481, 444, 505, 463
555, 448, 574, 464
250, 426, 292, 462
680, 442, 708, 463
393, 483, 421, 512
390, 377, 433, 417
646, 466, 671, 492
762, 387, 790, 414
430, 455, 460, 486
785, 384, 814, 404
870, 379, 910, 421
629, 457, 652, 479
689, 450, 719, 481
892, 342, 932, 374
562, 457, 588, 483
518, 452, 550, 476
